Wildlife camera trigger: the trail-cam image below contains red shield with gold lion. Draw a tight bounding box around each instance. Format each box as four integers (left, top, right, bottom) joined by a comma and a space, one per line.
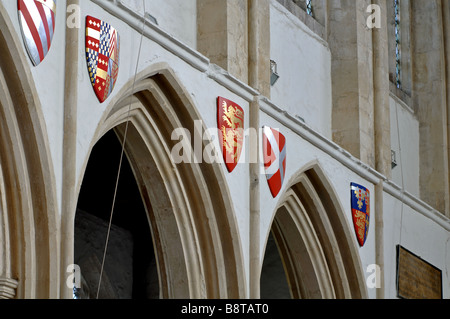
217, 97, 244, 172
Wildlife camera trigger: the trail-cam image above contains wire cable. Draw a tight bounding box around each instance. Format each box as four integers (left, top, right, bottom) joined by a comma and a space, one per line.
96, 0, 146, 299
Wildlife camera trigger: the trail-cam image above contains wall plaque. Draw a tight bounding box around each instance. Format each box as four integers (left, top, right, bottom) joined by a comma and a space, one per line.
396, 245, 442, 299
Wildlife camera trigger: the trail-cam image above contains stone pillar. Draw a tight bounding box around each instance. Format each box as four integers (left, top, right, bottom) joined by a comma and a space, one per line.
0, 173, 18, 299
373, 0, 391, 178
328, 0, 376, 168
248, 0, 270, 97
411, 0, 450, 216
444, 0, 450, 217
372, 0, 390, 300
310, 0, 328, 35
248, 0, 270, 298
197, 0, 249, 84
61, 0, 80, 299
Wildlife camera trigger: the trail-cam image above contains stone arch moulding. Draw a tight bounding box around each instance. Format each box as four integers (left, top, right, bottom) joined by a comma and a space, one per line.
262, 161, 368, 299
73, 64, 246, 299
0, 3, 59, 299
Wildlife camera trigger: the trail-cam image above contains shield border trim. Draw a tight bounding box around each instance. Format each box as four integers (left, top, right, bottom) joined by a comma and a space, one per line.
350, 182, 370, 247
217, 96, 245, 173
18, 0, 56, 66
85, 15, 120, 103
263, 126, 286, 198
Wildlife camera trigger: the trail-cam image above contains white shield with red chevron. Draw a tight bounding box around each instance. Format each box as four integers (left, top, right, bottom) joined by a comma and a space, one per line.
18, 0, 56, 66
263, 126, 286, 198
85, 15, 120, 103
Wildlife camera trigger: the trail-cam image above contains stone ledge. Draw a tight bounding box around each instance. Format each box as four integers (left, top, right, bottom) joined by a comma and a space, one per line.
92, 0, 210, 73
389, 81, 413, 112
275, 0, 325, 39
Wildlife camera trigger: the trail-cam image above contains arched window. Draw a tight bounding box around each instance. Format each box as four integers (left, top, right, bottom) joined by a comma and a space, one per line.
388, 0, 412, 99
306, 0, 313, 17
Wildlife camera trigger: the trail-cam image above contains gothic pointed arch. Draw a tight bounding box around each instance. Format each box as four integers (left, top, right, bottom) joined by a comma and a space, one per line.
0, 3, 59, 299
74, 64, 246, 298
262, 162, 368, 299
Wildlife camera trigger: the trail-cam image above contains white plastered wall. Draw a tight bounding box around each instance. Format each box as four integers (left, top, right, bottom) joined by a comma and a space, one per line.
269, 0, 332, 140
383, 191, 450, 298
119, 0, 197, 49
389, 94, 420, 197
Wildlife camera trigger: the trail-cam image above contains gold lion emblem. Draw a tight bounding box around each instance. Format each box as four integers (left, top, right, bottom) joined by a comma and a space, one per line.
221, 101, 243, 163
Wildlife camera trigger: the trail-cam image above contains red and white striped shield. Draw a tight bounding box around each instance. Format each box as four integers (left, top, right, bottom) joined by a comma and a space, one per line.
263, 126, 286, 198
18, 0, 56, 66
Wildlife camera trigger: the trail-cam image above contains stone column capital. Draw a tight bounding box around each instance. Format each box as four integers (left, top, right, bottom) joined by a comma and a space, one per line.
0, 277, 19, 299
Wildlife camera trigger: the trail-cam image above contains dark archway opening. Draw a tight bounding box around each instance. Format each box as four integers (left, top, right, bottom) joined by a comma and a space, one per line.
260, 231, 292, 299
75, 129, 159, 299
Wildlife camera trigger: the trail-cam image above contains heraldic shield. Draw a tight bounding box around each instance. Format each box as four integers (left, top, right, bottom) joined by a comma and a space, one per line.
351, 182, 370, 247
85, 16, 120, 103
263, 126, 286, 198
217, 97, 244, 173
18, 0, 56, 66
